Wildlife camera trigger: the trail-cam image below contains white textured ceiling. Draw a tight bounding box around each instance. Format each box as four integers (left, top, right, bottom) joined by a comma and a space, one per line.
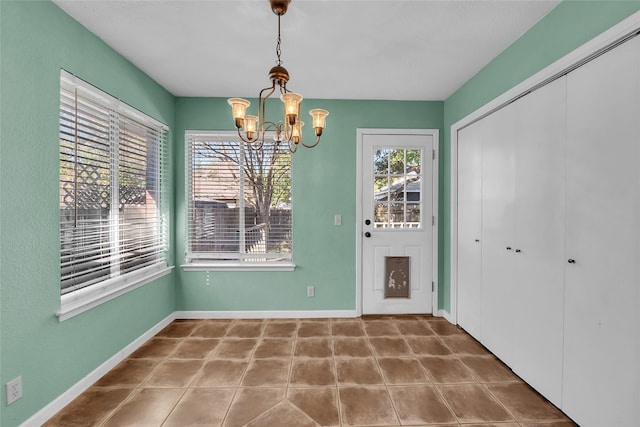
53, 0, 560, 100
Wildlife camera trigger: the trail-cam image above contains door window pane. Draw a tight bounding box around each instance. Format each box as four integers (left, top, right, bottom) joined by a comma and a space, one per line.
372, 147, 422, 229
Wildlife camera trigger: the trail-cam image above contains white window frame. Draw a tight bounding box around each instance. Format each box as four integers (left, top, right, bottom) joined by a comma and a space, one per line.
183, 131, 295, 272
58, 70, 173, 321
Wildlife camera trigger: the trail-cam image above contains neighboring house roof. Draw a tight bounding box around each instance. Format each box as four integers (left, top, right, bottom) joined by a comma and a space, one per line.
375, 178, 421, 201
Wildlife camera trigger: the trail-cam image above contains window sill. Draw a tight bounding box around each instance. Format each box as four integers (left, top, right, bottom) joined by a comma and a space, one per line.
181, 262, 296, 272
58, 264, 174, 322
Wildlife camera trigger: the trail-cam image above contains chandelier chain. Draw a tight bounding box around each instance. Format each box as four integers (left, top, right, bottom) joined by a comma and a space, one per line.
276, 14, 282, 66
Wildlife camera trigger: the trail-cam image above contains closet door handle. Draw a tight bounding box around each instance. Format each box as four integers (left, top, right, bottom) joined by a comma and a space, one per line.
568, 259, 576, 264
475, 239, 480, 243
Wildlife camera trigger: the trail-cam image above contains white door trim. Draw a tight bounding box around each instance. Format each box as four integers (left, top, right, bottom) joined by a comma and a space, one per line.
449, 10, 640, 325
356, 128, 439, 316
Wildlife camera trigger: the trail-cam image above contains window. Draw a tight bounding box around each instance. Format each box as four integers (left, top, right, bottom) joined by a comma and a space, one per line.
373, 148, 422, 229
185, 131, 293, 269
59, 70, 170, 319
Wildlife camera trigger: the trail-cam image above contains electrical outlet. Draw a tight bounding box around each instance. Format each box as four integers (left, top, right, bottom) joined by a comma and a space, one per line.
6, 376, 22, 405
307, 286, 315, 297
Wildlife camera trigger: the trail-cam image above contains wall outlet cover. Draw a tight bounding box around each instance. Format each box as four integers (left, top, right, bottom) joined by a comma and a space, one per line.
6, 376, 22, 405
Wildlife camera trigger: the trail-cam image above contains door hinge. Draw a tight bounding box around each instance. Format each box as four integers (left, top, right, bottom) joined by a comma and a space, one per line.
432, 216, 435, 226
432, 149, 435, 160
431, 281, 435, 292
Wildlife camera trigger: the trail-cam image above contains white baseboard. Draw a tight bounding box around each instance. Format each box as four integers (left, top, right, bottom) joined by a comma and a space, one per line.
175, 310, 359, 319
22, 312, 176, 427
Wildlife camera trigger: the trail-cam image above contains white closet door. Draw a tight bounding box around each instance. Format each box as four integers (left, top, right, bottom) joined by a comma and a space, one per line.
480, 105, 517, 366
511, 77, 566, 407
564, 36, 640, 427
457, 121, 484, 340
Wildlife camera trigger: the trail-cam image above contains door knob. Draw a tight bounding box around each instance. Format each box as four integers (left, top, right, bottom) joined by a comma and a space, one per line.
568, 259, 576, 264
506, 247, 512, 251
364, 232, 371, 238
475, 239, 480, 242
515, 249, 521, 253
365, 219, 371, 225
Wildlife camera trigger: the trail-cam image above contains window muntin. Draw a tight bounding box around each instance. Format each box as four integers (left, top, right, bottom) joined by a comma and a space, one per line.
186, 131, 292, 264
59, 71, 168, 295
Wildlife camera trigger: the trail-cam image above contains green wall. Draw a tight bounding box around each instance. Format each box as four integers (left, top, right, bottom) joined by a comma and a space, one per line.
174, 98, 444, 311
441, 0, 640, 311
0, 2, 176, 425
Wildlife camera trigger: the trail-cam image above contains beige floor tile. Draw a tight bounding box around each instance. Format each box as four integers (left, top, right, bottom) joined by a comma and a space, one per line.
264, 321, 298, 337
163, 388, 235, 427
394, 318, 435, 336
332, 337, 372, 357
369, 337, 412, 356
288, 387, 341, 426
460, 355, 521, 382
245, 400, 319, 427
290, 358, 336, 386
338, 386, 399, 426
295, 338, 333, 357
441, 335, 491, 355
241, 359, 290, 386
298, 321, 330, 337
94, 359, 157, 387
428, 319, 466, 336
462, 424, 520, 427
226, 321, 264, 338
191, 320, 232, 338
520, 422, 578, 427
331, 320, 366, 337
377, 357, 430, 384
194, 359, 248, 387
438, 384, 514, 423
406, 336, 453, 356
419, 356, 477, 383
172, 338, 219, 359
155, 319, 201, 338
335, 357, 384, 385
253, 338, 293, 358
388, 385, 457, 425
215, 338, 258, 359
363, 319, 401, 336
144, 359, 204, 387
43, 387, 133, 427
223, 387, 286, 427
129, 337, 179, 359
101, 388, 184, 426
487, 382, 568, 421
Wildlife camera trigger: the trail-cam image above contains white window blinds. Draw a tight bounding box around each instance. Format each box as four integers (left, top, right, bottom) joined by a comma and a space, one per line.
186, 131, 292, 264
59, 71, 168, 294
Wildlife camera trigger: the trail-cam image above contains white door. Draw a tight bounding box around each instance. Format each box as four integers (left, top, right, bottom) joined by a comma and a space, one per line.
480, 105, 517, 366
456, 121, 484, 340
511, 77, 566, 407
563, 36, 640, 427
360, 130, 436, 315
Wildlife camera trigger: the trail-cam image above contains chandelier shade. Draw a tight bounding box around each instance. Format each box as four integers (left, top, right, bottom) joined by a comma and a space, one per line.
227, 0, 328, 152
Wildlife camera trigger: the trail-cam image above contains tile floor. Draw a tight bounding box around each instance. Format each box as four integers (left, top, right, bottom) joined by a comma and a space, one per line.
45, 316, 576, 426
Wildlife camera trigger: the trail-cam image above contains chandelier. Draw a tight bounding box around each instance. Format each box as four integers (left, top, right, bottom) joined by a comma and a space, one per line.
227, 0, 329, 153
